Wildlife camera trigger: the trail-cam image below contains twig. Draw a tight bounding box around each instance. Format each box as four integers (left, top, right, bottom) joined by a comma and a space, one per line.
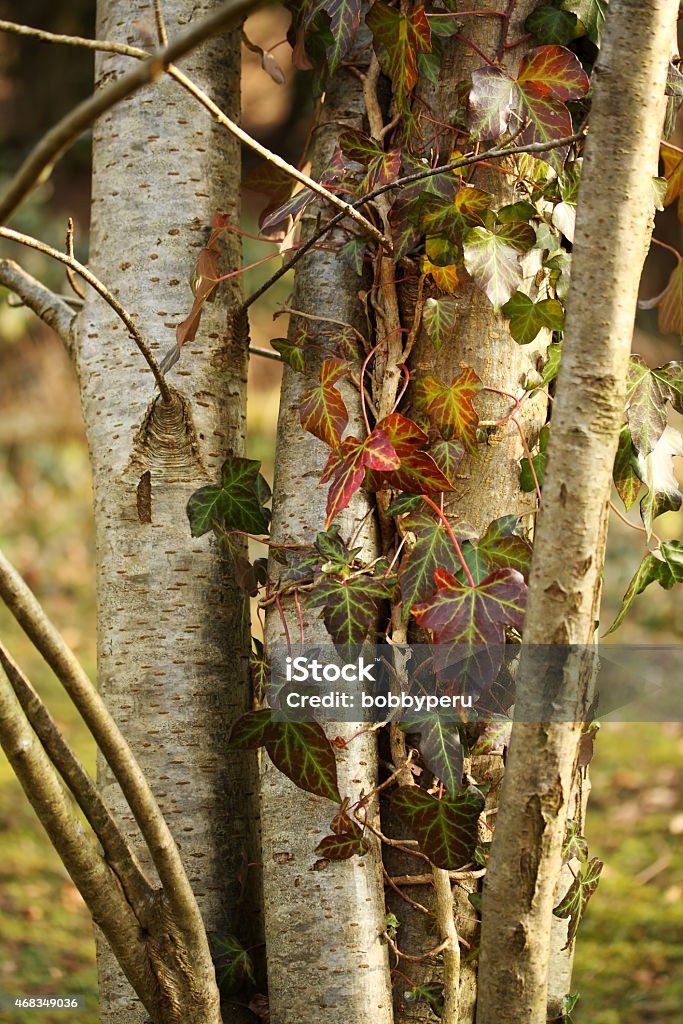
250, 344, 282, 362
244, 132, 585, 309
0, 227, 171, 401
0, 641, 153, 913
382, 866, 431, 915
432, 868, 460, 1024
389, 869, 486, 886
0, 258, 75, 349
0, 549, 207, 946
64, 218, 85, 299
0, 0, 262, 222
383, 930, 450, 963
153, 0, 169, 47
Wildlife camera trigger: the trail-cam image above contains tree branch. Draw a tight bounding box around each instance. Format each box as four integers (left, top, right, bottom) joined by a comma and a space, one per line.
243, 131, 585, 310
0, 640, 153, 914
0, 0, 262, 223
0, 14, 388, 249
0, 660, 158, 1013
0, 258, 75, 349
0, 227, 172, 401
0, 549, 210, 955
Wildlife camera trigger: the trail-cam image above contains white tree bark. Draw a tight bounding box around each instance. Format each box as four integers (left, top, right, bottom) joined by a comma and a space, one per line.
259, 49, 394, 1024
78, 3, 258, 1022
476, 4, 680, 1024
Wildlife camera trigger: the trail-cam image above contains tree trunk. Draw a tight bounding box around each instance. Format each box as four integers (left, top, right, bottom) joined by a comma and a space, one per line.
259, 49, 394, 1024
387, 4, 549, 1021
78, 3, 257, 1021
476, 4, 679, 1024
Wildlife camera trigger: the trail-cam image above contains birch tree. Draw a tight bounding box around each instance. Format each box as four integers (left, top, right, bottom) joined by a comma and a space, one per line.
1, 2, 683, 1024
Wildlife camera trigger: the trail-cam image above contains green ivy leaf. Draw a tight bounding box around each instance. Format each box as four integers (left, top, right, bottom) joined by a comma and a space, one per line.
391, 785, 485, 869
606, 540, 683, 634
229, 708, 275, 749
265, 721, 341, 802
422, 295, 461, 352
399, 512, 463, 620
553, 856, 603, 948
214, 934, 255, 994
561, 0, 608, 45
502, 291, 564, 344
475, 515, 533, 579
428, 439, 466, 488
187, 456, 271, 537
612, 426, 642, 512
314, 524, 362, 571
402, 715, 464, 793
626, 356, 683, 455
526, 5, 580, 45
308, 575, 392, 646
271, 335, 305, 372
463, 225, 533, 309
315, 814, 368, 859
540, 341, 563, 387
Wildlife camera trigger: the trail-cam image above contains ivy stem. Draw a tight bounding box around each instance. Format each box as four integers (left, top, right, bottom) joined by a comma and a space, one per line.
511, 415, 543, 507
275, 594, 292, 658
293, 589, 305, 647
455, 32, 497, 67
609, 501, 661, 544
420, 495, 476, 588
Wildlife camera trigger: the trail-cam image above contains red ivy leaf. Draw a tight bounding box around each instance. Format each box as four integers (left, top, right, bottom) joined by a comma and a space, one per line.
413, 567, 526, 645
516, 44, 590, 102
322, 429, 399, 526
307, 0, 362, 74
413, 369, 482, 452
308, 574, 393, 645
300, 359, 349, 447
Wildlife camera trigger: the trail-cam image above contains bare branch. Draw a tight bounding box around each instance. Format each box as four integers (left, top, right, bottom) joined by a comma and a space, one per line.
432, 868, 460, 1024
0, 0, 262, 223
0, 258, 75, 348
243, 131, 585, 310
0, 641, 153, 913
0, 549, 211, 956
0, 661, 157, 1010
0, 227, 172, 401
0, 15, 389, 251
153, 0, 169, 47
64, 218, 85, 300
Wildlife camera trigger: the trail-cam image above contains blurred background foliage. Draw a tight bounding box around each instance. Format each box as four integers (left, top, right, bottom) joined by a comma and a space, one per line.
0, 3, 681, 1022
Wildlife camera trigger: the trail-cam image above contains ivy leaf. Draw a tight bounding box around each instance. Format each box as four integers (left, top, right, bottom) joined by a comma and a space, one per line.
339, 129, 401, 190
229, 708, 274, 749
366, 1, 432, 95
516, 44, 590, 102
637, 426, 683, 538
412, 568, 527, 692
376, 412, 429, 455
475, 515, 533, 580
367, 414, 454, 494
405, 983, 445, 1017
399, 512, 463, 618
419, 186, 494, 248
322, 429, 399, 526
660, 142, 683, 217
315, 830, 369, 859
402, 715, 464, 793
526, 5, 580, 45
299, 359, 349, 447
214, 934, 256, 994
561, 0, 608, 45
187, 456, 271, 537
428, 439, 465, 488
553, 856, 603, 948
271, 335, 305, 372
612, 426, 642, 512
307, 0, 362, 74
265, 721, 341, 802
606, 540, 683, 634
469, 66, 516, 140
625, 355, 681, 456
463, 226, 529, 309
540, 341, 563, 387
314, 524, 361, 571
562, 818, 589, 865
520, 425, 549, 493
656, 258, 683, 339
421, 258, 461, 294
231, 712, 341, 803
308, 575, 391, 646
386, 493, 425, 515
413, 369, 482, 452
422, 296, 461, 352
391, 785, 485, 869
502, 291, 565, 344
